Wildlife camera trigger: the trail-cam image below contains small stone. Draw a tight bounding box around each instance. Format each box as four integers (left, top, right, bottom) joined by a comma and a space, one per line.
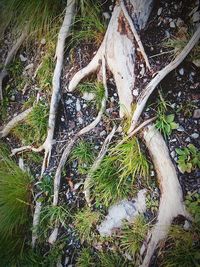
95, 145, 99, 150
78, 117, 83, 124
179, 68, 184, 75
83, 103, 87, 108
170, 151, 176, 158
193, 11, 200, 22
191, 133, 199, 139
193, 109, 200, 119
109, 5, 113, 11
117, 126, 123, 133
150, 171, 155, 177
170, 21, 176, 28
103, 12, 110, 20
40, 38, 46, 45
66, 99, 73, 105
176, 18, 184, 27
177, 125, 185, 132
110, 96, 115, 102
19, 54, 27, 62
178, 91, 182, 97
100, 130, 107, 137
82, 92, 95, 101
25, 63, 34, 70
185, 137, 191, 142
157, 7, 162, 16
133, 89, 139, 96
183, 220, 190, 230
171, 103, 176, 109
61, 117, 65, 122
76, 99, 81, 112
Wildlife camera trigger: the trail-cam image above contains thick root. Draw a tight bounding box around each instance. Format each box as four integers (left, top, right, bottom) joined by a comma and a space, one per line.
140, 125, 191, 267
128, 26, 200, 133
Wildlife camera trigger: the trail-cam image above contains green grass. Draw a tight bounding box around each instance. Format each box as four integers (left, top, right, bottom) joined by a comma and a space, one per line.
76, 248, 95, 267
78, 82, 105, 110
70, 140, 96, 174
74, 208, 101, 243
12, 101, 49, 146
0, 0, 66, 39
91, 138, 150, 206
0, 142, 32, 265
118, 215, 148, 257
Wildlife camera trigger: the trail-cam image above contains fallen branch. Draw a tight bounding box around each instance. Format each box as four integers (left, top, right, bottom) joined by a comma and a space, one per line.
84, 125, 116, 206
128, 26, 200, 133
120, 0, 151, 70
0, 107, 32, 138
48, 56, 108, 244
140, 125, 191, 267
31, 201, 42, 248
0, 30, 27, 101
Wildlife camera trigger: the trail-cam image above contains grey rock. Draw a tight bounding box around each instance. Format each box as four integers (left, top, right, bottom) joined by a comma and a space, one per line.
76, 99, 81, 112
177, 125, 185, 132
40, 38, 46, 45
191, 133, 199, 139
82, 92, 95, 101
193, 109, 200, 119
78, 117, 83, 124
10, 95, 15, 101
19, 54, 27, 62
193, 11, 200, 22
179, 68, 184, 75
103, 12, 110, 20
157, 7, 162, 16
133, 89, 139, 96
185, 137, 191, 142
170, 21, 176, 28
100, 130, 107, 137
25, 63, 34, 70
170, 151, 176, 158
66, 99, 73, 105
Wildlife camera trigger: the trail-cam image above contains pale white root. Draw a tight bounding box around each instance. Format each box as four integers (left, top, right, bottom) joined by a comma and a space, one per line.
48, 57, 108, 244
68, 1, 153, 117
0, 107, 32, 138
31, 201, 42, 248
128, 26, 200, 133
84, 125, 116, 206
140, 125, 191, 267
120, 0, 151, 70
0, 30, 27, 100
11, 1, 75, 174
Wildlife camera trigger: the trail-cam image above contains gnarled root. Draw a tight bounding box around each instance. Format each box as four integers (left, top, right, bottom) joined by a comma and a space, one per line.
84, 125, 116, 206
128, 26, 200, 133
140, 125, 191, 267
0, 107, 32, 138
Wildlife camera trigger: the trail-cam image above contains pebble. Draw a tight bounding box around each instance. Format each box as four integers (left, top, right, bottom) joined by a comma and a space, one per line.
83, 103, 87, 108
157, 7, 162, 16
193, 11, 200, 22
183, 220, 191, 230
176, 18, 184, 27
191, 133, 199, 139
103, 12, 110, 20
10, 95, 15, 101
179, 68, 184, 75
193, 109, 200, 119
177, 125, 184, 132
178, 91, 182, 97
82, 92, 95, 101
185, 137, 191, 142
76, 99, 81, 112
133, 89, 139, 96
66, 99, 73, 105
19, 54, 27, 62
110, 96, 115, 102
25, 63, 34, 70
78, 117, 83, 124
100, 130, 107, 137
170, 21, 176, 28
40, 38, 46, 45
170, 151, 176, 159
61, 117, 65, 122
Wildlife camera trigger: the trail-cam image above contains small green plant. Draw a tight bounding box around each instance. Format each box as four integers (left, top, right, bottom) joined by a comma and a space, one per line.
91, 137, 149, 206
185, 192, 200, 223
161, 225, 200, 267
176, 144, 200, 173
36, 174, 54, 202
78, 82, 105, 110
12, 101, 49, 146
74, 208, 101, 243
70, 140, 96, 174
176, 101, 197, 117
155, 91, 178, 139
146, 193, 159, 213
119, 215, 148, 257
0, 142, 32, 264
76, 248, 95, 267
97, 251, 127, 267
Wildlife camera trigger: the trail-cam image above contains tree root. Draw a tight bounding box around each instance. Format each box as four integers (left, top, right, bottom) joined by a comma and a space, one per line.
120, 0, 151, 70
0, 30, 27, 101
84, 125, 116, 206
128, 26, 200, 133
0, 107, 33, 138
140, 125, 191, 267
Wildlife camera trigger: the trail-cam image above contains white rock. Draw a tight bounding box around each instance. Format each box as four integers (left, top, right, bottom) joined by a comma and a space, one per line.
176, 18, 184, 27
193, 11, 200, 22
177, 126, 185, 132
78, 117, 83, 124
19, 54, 27, 62
66, 99, 73, 105
170, 151, 175, 159
40, 38, 46, 45
185, 137, 191, 142
193, 109, 200, 119
157, 7, 162, 16
179, 68, 184, 75
170, 21, 176, 28
191, 133, 199, 139
82, 92, 95, 101
133, 89, 139, 96
97, 189, 147, 236
103, 12, 110, 20
100, 130, 107, 137
76, 99, 81, 112
25, 63, 34, 70
110, 96, 115, 102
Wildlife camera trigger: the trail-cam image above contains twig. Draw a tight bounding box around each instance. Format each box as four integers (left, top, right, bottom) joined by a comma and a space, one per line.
128, 26, 200, 133
120, 0, 151, 70
84, 125, 116, 206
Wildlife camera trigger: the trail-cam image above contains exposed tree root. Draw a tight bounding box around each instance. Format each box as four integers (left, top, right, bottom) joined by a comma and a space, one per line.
84, 125, 116, 206
140, 125, 191, 267
0, 30, 27, 101
120, 0, 151, 70
48, 57, 108, 244
128, 26, 200, 133
11, 0, 76, 174
31, 201, 42, 248
0, 107, 32, 138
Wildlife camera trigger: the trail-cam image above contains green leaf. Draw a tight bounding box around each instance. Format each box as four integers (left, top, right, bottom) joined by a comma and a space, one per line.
166, 114, 175, 123
170, 122, 179, 130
